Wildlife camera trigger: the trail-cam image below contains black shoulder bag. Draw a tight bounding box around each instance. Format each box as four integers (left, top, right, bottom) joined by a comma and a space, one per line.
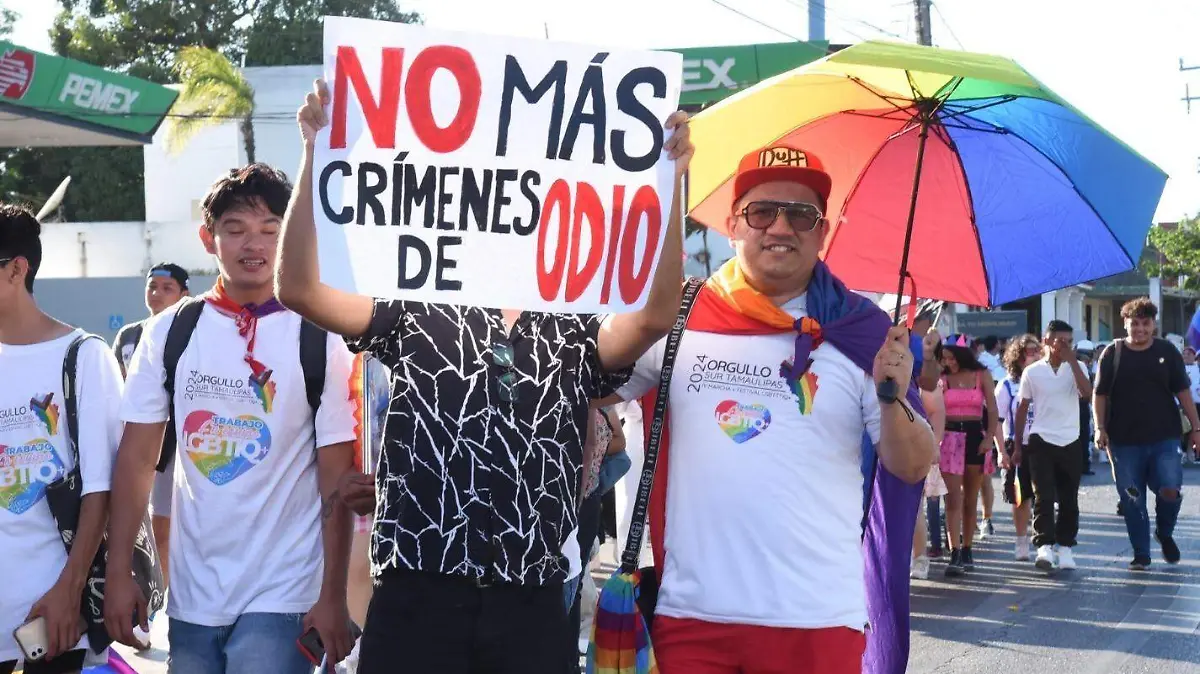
45, 333, 165, 653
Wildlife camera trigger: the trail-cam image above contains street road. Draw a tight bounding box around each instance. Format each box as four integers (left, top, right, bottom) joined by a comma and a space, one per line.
116, 463, 1200, 673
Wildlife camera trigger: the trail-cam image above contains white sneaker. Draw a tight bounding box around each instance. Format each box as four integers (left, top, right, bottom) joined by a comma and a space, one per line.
1058, 546, 1077, 570
1015, 538, 1031, 561
911, 555, 931, 580
1035, 544, 1056, 570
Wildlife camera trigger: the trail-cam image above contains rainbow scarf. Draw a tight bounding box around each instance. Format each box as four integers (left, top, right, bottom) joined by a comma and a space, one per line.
645, 260, 925, 674
203, 278, 287, 413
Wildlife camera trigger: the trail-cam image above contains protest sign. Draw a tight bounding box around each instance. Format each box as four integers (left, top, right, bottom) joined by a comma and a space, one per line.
314, 16, 683, 312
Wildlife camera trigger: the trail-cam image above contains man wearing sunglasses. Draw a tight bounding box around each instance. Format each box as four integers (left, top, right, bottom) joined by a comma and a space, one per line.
275, 79, 693, 674
614, 144, 935, 674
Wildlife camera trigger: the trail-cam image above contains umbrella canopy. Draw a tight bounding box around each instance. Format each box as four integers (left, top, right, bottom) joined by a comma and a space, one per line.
688, 41, 1167, 308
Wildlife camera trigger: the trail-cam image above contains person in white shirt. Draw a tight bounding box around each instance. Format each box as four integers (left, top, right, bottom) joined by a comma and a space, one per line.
994, 334, 1042, 561
1013, 320, 1093, 572
614, 143, 935, 674
102, 166, 360, 673
0, 205, 124, 674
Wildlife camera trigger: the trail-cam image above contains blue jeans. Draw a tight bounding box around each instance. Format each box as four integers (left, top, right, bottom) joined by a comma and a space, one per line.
169, 613, 314, 674
1111, 438, 1185, 560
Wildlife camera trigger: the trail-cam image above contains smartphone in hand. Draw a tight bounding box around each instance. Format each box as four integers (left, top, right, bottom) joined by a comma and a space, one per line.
13, 616, 49, 662
296, 621, 363, 666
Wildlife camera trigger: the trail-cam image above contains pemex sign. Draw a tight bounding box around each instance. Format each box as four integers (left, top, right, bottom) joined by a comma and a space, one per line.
0, 40, 177, 140
0, 47, 35, 100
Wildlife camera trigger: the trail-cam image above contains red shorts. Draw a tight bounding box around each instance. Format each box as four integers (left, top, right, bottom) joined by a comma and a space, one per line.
654, 616, 865, 674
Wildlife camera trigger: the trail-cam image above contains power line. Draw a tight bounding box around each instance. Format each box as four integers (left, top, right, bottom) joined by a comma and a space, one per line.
706, 0, 806, 42
930, 1, 964, 50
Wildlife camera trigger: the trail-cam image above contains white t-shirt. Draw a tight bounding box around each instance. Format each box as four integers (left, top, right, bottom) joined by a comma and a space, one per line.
121, 307, 356, 627
617, 295, 880, 630
978, 351, 1007, 383
0, 330, 123, 662
1185, 363, 1200, 401
995, 377, 1034, 444
1017, 360, 1082, 446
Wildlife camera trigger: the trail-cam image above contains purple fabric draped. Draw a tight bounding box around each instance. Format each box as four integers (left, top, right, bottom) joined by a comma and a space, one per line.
804, 262, 926, 674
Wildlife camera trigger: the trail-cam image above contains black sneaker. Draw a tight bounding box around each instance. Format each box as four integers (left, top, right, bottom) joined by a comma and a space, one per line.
961, 547, 975, 571
983, 520, 995, 539
1156, 529, 1181, 564
945, 549, 965, 577
1129, 556, 1151, 571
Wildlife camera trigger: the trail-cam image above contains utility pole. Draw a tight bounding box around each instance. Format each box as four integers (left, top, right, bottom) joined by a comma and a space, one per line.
808, 0, 825, 42
1182, 58, 1200, 113
914, 0, 932, 46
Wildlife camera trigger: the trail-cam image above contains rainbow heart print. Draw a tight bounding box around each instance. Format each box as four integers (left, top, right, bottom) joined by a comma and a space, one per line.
714, 400, 772, 443
183, 410, 273, 486
0, 439, 65, 514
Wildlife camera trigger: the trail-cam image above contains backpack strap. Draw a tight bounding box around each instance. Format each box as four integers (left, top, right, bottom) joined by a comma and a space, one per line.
299, 319, 327, 417
62, 333, 104, 462
160, 298, 206, 472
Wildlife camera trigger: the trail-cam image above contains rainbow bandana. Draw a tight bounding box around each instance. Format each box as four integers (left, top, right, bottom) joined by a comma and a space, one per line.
203, 278, 287, 412
631, 260, 927, 674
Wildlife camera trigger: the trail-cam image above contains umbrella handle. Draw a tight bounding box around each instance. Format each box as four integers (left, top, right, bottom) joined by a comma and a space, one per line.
877, 378, 900, 404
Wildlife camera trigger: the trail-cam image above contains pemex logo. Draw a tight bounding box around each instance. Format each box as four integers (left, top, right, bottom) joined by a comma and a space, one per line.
0, 48, 35, 100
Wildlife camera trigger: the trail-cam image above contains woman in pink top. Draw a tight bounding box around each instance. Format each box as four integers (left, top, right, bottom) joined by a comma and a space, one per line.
938, 343, 1003, 577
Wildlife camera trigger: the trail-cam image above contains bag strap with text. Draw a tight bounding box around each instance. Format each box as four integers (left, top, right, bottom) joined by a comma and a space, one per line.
620, 277, 704, 574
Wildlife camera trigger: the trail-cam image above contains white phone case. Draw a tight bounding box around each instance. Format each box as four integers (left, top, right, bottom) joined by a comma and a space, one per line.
13, 616, 49, 662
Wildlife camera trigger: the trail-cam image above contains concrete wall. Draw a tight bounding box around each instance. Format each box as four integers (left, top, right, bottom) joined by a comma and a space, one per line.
38, 221, 217, 279
36, 275, 218, 344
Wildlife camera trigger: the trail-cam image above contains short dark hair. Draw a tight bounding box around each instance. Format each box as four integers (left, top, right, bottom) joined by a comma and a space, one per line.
1045, 319, 1073, 336
1120, 297, 1157, 321
148, 262, 190, 291
981, 336, 1000, 352
202, 164, 293, 230
0, 204, 42, 293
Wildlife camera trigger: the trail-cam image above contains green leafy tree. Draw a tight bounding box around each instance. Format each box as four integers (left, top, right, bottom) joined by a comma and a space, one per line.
245, 0, 421, 66
1, 1, 420, 221
1145, 216, 1200, 289
169, 47, 258, 162
0, 7, 18, 38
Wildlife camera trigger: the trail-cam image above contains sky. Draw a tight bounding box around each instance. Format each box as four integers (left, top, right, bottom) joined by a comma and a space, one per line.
8, 0, 1200, 222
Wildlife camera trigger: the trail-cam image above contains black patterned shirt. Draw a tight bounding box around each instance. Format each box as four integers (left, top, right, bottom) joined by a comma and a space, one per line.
347, 301, 630, 585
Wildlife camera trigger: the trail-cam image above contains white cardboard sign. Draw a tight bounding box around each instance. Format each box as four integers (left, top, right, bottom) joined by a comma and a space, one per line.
314, 17, 682, 312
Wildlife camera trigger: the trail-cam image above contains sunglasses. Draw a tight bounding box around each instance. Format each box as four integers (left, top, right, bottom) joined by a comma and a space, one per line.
739, 200, 825, 232
0, 257, 12, 266
491, 340, 519, 403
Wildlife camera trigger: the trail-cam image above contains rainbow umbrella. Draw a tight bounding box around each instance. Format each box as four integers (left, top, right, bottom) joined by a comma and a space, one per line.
688, 41, 1167, 311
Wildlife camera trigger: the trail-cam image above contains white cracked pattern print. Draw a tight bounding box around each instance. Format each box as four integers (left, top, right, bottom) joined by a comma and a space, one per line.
346, 300, 630, 585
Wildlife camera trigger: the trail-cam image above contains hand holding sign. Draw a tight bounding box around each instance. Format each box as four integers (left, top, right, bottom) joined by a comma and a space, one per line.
310, 17, 684, 313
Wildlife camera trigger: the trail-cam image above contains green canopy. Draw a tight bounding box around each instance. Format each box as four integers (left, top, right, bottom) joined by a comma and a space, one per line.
0, 41, 178, 147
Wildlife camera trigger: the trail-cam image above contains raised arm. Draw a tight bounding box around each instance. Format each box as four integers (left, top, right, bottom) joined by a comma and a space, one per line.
596, 112, 692, 371
276, 79, 374, 338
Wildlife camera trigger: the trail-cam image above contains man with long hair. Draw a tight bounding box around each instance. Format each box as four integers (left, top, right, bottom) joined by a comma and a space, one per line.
995, 334, 1041, 561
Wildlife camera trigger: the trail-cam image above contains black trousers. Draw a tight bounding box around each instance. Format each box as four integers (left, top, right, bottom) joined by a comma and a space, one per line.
359, 569, 571, 674
0, 650, 86, 674
1028, 434, 1083, 547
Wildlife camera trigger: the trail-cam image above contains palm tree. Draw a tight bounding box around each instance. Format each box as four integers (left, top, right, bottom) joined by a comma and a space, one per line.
167, 47, 257, 163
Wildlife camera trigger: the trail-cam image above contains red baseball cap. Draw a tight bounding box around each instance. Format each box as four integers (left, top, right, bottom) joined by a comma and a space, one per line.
731, 144, 832, 211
